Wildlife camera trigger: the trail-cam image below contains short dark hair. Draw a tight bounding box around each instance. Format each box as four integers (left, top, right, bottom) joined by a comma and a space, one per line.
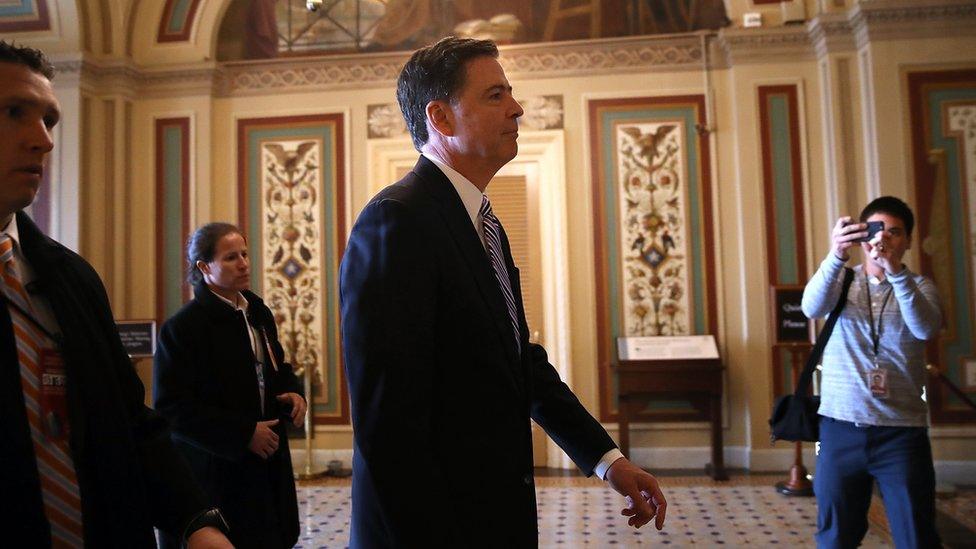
859, 196, 915, 237
0, 40, 55, 80
186, 222, 245, 285
396, 36, 498, 150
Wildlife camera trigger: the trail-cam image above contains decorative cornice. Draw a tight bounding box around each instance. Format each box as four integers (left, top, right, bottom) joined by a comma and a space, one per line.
45, 2, 976, 98
496, 34, 707, 80
717, 26, 813, 65
52, 58, 217, 98
850, 0, 976, 49
216, 34, 710, 97
720, 1, 976, 62
218, 55, 404, 96
807, 13, 856, 58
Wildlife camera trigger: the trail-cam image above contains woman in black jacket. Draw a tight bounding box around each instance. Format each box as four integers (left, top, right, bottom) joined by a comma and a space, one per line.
154, 222, 306, 549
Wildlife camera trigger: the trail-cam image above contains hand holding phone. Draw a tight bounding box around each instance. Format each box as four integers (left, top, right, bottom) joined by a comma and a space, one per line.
854, 220, 884, 243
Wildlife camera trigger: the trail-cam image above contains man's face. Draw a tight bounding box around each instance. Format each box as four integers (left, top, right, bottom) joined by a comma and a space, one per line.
442, 56, 523, 170
860, 211, 911, 263
0, 62, 59, 221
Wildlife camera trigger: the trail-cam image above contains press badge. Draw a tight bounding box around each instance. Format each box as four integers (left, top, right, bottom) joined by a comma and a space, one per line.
39, 348, 70, 441
868, 368, 889, 399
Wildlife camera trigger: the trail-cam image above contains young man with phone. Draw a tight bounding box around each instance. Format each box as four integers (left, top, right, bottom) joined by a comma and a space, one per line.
801, 196, 943, 548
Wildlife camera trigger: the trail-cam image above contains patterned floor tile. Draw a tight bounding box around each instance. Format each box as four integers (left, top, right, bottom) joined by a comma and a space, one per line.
292, 479, 893, 548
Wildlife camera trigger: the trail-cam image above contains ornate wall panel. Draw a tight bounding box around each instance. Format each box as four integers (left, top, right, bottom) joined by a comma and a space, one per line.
589, 95, 717, 421
908, 69, 976, 423
0, 0, 50, 32
158, 0, 202, 42
758, 84, 811, 398
154, 117, 191, 323
237, 114, 348, 425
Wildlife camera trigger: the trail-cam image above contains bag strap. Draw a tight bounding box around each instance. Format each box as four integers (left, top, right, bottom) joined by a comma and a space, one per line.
793, 267, 854, 397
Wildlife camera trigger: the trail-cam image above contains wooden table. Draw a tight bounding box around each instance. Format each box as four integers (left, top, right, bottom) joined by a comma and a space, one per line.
616, 358, 728, 480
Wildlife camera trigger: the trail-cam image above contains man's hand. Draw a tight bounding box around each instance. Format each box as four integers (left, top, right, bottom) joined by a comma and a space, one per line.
605, 457, 667, 530
277, 392, 307, 427
187, 526, 233, 548
831, 216, 867, 261
866, 232, 904, 275
248, 419, 279, 459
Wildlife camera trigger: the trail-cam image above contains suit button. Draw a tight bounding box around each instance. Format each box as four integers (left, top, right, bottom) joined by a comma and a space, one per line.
522, 474, 532, 486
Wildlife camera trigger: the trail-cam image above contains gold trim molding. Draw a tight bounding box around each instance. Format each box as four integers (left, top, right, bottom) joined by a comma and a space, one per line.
48, 1, 976, 98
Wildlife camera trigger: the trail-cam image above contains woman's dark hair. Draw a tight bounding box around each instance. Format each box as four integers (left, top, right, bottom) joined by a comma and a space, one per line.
396, 36, 498, 151
859, 196, 915, 237
186, 222, 244, 285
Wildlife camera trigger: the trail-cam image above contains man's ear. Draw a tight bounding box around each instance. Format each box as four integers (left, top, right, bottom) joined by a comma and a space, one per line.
425, 100, 454, 138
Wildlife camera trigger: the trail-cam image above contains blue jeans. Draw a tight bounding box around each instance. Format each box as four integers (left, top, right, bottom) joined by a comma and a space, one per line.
814, 416, 940, 549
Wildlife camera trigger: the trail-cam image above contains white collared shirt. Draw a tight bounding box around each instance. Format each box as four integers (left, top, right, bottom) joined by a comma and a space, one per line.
209, 289, 266, 365
1, 216, 61, 340
210, 289, 268, 412
422, 152, 487, 249
418, 155, 626, 480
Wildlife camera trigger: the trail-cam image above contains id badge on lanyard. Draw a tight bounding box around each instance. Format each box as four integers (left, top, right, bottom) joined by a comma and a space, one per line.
868, 363, 889, 399
39, 348, 71, 441
865, 276, 893, 400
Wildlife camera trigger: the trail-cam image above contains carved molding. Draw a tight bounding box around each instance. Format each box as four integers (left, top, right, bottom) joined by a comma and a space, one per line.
52, 58, 217, 98
717, 26, 813, 65
720, 0, 976, 63
218, 57, 403, 97
366, 103, 407, 139
518, 95, 565, 130
217, 35, 708, 97
850, 0, 976, 49
47, 2, 976, 98
807, 12, 856, 58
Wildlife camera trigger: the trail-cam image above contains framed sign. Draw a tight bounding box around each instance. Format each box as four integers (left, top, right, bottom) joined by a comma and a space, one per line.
617, 335, 719, 361
116, 320, 157, 359
771, 286, 811, 344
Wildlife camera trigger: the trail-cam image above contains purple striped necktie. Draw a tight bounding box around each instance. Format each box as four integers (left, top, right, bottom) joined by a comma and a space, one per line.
479, 196, 521, 353
1, 233, 84, 547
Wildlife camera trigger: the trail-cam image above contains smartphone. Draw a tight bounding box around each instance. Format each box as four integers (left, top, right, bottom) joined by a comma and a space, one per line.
853, 220, 884, 243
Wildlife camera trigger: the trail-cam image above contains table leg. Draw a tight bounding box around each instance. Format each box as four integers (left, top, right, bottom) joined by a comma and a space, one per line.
707, 392, 728, 480
619, 395, 631, 459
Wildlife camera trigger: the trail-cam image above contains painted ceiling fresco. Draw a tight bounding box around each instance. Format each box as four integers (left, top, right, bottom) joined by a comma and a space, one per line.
218, 0, 729, 60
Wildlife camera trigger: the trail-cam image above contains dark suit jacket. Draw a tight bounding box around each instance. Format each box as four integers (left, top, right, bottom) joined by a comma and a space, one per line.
0, 212, 209, 547
153, 282, 301, 549
340, 156, 617, 548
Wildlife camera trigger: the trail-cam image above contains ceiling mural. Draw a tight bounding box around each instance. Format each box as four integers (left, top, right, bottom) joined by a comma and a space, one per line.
218, 0, 729, 61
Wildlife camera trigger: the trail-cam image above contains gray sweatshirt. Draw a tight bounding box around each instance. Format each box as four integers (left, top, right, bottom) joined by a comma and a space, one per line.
801, 253, 942, 427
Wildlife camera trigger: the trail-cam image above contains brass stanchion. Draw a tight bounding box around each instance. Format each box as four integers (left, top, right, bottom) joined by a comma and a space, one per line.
776, 346, 814, 497
295, 363, 326, 480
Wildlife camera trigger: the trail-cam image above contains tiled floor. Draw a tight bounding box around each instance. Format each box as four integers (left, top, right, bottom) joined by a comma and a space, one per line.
293, 475, 896, 548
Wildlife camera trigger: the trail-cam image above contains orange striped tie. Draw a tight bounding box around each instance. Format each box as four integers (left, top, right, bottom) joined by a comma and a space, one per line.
1, 234, 84, 547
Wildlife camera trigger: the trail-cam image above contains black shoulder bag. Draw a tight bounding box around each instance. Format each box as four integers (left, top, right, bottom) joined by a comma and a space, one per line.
769, 267, 854, 442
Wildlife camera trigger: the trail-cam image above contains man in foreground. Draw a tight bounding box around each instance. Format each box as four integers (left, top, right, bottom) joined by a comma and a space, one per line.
340, 36, 667, 547
0, 40, 232, 547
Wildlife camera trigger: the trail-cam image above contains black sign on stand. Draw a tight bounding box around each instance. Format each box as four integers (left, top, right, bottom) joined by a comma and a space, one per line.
772, 286, 811, 344
116, 320, 157, 359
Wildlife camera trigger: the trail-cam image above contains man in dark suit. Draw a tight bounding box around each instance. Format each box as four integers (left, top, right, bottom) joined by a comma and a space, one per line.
0, 41, 231, 547
340, 36, 668, 547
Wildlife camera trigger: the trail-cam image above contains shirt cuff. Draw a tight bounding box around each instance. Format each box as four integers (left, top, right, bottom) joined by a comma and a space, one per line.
823, 251, 846, 271
594, 448, 626, 480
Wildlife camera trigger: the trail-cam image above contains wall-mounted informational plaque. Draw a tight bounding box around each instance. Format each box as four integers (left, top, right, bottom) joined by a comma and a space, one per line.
771, 286, 811, 344
617, 335, 719, 361
116, 320, 157, 359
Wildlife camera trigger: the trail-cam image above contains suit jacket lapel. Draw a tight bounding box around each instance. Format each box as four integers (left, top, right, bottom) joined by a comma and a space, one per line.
411, 157, 522, 370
